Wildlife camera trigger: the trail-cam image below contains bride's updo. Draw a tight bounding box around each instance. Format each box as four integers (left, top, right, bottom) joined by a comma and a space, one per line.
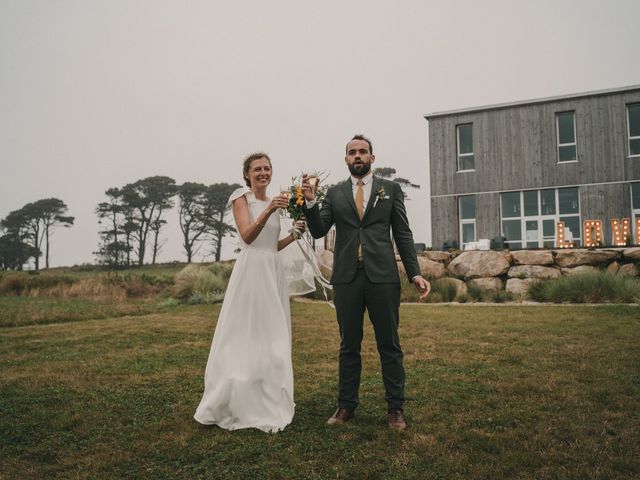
242, 152, 272, 187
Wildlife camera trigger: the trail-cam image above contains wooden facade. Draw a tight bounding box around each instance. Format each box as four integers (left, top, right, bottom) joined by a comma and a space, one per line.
426, 86, 640, 249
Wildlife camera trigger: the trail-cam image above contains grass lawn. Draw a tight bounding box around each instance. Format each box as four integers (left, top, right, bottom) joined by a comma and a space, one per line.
1, 303, 639, 479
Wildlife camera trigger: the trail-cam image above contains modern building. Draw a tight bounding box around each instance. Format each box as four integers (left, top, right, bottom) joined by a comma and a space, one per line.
425, 85, 640, 250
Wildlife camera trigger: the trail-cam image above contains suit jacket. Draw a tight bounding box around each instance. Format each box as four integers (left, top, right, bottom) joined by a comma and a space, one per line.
304, 176, 421, 284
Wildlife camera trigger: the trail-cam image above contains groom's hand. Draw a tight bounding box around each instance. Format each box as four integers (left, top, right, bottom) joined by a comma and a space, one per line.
413, 276, 431, 301
301, 174, 317, 202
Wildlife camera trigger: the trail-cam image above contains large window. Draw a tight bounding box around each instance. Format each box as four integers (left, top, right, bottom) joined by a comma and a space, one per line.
500, 187, 581, 249
457, 124, 474, 171
632, 183, 640, 241
459, 195, 476, 248
556, 111, 577, 162
628, 104, 640, 157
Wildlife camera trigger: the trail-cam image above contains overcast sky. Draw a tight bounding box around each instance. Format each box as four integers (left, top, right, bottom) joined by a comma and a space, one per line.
1, 0, 639, 267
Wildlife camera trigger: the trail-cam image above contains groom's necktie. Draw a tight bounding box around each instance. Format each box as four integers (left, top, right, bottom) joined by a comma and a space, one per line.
356, 180, 364, 259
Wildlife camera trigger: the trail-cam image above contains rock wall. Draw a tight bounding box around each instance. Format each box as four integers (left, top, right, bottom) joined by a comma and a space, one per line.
419, 248, 640, 294
317, 247, 640, 295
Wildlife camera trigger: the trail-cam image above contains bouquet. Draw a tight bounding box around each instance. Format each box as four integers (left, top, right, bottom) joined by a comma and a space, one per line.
281, 172, 329, 221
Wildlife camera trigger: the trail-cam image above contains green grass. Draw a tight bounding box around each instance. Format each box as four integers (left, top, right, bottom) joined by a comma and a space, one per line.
0, 296, 178, 327
1, 303, 639, 479
528, 271, 640, 303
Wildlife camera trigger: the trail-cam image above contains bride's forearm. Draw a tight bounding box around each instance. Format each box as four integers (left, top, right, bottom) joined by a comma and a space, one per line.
277, 234, 295, 251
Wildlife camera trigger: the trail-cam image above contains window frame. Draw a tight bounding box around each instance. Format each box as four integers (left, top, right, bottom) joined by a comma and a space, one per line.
632, 182, 640, 242
499, 188, 582, 249
556, 110, 578, 163
627, 103, 640, 158
456, 123, 475, 172
458, 195, 477, 249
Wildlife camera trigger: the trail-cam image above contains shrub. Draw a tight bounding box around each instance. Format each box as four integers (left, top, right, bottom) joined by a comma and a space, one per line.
429, 278, 459, 302
207, 262, 235, 281
172, 265, 228, 301
466, 284, 486, 302
0, 272, 75, 296
490, 290, 515, 303
528, 271, 640, 303
158, 298, 182, 308
187, 291, 225, 305
458, 293, 471, 303
425, 292, 444, 303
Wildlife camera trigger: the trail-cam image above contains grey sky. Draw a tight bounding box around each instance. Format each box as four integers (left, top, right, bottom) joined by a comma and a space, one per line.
1, 0, 639, 267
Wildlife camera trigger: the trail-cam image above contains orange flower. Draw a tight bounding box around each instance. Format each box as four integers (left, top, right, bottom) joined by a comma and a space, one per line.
295, 186, 304, 206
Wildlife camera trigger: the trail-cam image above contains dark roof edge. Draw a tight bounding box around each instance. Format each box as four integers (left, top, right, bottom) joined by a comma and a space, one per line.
423, 84, 640, 120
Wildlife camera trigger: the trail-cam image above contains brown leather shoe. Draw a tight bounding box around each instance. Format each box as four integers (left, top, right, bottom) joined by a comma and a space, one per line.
326, 408, 354, 425
387, 409, 408, 430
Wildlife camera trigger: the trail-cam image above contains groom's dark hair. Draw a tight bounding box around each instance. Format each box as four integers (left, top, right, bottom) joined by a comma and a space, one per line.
242, 152, 272, 187
346, 134, 373, 154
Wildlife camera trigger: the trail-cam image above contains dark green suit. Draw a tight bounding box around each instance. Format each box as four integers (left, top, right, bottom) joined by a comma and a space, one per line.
304, 175, 421, 412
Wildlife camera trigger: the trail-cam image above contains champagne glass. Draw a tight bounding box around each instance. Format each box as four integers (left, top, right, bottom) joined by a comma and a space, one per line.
279, 185, 291, 216
307, 175, 319, 202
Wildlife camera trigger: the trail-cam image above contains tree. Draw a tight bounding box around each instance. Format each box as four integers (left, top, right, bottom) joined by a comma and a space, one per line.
0, 233, 39, 270
177, 182, 209, 263
120, 176, 177, 266
33, 198, 74, 269
204, 183, 241, 262
95, 188, 132, 268
374, 167, 420, 199
0, 198, 73, 270
1, 206, 41, 269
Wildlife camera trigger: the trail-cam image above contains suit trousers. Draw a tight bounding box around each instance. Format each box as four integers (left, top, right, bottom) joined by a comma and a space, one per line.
333, 267, 405, 412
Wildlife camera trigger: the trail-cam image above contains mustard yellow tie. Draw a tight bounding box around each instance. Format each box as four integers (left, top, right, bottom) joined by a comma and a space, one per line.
356, 180, 364, 259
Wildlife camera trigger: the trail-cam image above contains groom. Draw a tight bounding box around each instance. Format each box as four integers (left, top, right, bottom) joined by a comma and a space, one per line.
302, 134, 430, 430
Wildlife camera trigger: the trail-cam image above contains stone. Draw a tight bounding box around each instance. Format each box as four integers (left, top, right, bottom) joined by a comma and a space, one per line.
505, 278, 538, 295
467, 277, 504, 292
554, 249, 620, 267
623, 247, 640, 261
397, 256, 446, 279
418, 257, 446, 279
422, 251, 451, 263
510, 250, 554, 266
607, 261, 620, 274
447, 251, 510, 279
561, 265, 599, 275
508, 265, 561, 279
618, 263, 639, 276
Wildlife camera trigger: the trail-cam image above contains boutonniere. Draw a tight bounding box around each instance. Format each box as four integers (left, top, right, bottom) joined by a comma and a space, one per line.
373, 186, 389, 207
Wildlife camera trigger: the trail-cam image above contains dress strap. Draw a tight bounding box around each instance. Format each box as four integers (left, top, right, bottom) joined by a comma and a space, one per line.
227, 187, 256, 206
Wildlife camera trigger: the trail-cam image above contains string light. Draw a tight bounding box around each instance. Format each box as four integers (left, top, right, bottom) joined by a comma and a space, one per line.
583, 220, 602, 247
556, 221, 573, 248
612, 218, 630, 246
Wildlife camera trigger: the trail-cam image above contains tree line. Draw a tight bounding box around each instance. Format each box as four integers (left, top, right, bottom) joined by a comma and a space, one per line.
0, 168, 418, 271
0, 177, 240, 270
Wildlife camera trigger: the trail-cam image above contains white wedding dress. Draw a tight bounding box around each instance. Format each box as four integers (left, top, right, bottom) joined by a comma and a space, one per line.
194, 187, 313, 433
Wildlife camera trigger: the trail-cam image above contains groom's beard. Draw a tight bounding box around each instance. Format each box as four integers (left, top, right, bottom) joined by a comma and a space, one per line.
348, 162, 371, 177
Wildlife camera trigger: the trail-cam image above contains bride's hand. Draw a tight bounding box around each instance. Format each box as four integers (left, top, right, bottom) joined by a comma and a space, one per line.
269, 195, 289, 214
291, 220, 306, 239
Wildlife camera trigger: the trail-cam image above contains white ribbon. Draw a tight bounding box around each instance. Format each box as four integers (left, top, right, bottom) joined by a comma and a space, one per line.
293, 232, 334, 308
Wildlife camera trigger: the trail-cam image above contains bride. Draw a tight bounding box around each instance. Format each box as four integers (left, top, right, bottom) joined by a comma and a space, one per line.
194, 152, 308, 432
